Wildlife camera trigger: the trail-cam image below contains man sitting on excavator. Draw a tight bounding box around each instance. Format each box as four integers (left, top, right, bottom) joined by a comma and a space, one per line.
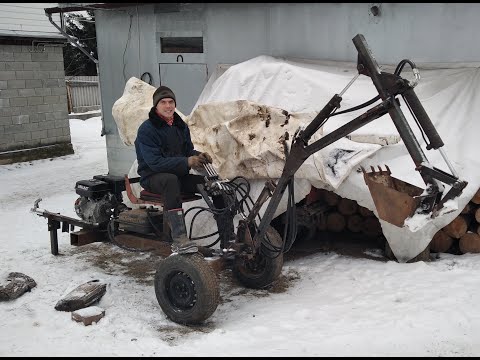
134, 85, 233, 254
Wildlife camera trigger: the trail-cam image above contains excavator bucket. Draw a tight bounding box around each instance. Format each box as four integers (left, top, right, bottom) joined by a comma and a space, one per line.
361, 165, 438, 227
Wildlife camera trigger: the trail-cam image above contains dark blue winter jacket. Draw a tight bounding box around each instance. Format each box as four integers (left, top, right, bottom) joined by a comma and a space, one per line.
134, 107, 200, 188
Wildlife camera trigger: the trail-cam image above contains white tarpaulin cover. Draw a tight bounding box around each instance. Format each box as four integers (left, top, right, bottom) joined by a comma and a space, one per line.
187, 100, 381, 189
112, 78, 156, 146
112, 54, 480, 261
113, 78, 380, 216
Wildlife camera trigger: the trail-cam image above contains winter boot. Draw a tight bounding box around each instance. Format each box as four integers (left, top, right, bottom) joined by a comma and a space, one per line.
164, 208, 198, 254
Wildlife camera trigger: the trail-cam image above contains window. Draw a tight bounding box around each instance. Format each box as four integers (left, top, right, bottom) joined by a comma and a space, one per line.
160, 37, 203, 53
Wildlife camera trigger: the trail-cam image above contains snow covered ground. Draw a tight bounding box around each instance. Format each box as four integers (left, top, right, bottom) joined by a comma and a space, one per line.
1, 117, 480, 356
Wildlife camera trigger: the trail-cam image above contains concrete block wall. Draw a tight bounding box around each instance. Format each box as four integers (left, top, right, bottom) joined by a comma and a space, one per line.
0, 43, 73, 159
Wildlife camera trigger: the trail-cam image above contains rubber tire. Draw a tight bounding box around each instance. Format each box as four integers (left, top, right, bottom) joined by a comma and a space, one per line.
233, 225, 284, 289
154, 253, 220, 325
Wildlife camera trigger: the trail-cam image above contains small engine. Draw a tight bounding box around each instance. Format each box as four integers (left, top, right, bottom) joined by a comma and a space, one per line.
74, 175, 127, 224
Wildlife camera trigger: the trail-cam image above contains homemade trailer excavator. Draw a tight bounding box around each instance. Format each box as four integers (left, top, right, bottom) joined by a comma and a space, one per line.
32, 34, 467, 325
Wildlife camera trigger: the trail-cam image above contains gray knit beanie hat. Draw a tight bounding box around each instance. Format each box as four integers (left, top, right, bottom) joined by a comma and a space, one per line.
153, 86, 176, 107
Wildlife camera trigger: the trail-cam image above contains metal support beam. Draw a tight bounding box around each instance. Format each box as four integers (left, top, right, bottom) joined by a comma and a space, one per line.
48, 219, 60, 255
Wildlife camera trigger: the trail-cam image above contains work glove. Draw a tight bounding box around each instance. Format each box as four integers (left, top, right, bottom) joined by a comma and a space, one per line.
188, 155, 207, 170
199, 152, 213, 164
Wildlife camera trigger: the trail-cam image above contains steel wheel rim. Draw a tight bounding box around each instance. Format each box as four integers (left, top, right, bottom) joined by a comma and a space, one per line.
165, 271, 197, 310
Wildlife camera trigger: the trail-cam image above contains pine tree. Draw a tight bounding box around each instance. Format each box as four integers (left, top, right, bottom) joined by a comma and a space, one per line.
63, 10, 98, 76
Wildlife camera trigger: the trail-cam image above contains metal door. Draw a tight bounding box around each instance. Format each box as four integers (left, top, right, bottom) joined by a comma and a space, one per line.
159, 63, 207, 115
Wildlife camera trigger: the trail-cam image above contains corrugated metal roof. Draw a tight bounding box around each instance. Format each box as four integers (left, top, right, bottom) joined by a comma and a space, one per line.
0, 3, 63, 39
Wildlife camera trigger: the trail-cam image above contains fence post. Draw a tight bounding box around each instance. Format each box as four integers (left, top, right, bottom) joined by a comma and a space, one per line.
66, 81, 73, 114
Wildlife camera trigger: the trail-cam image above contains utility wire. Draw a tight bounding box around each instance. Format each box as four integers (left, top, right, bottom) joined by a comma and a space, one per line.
123, 14, 133, 83
136, 5, 141, 78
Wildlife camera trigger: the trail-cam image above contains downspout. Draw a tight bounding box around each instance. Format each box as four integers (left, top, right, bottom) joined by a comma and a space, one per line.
45, 12, 106, 136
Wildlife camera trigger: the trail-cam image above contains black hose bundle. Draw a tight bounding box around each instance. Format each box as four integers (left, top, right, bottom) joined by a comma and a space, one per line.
185, 176, 252, 247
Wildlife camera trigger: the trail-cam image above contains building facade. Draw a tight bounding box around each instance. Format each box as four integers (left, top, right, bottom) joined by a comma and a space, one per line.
83, 3, 480, 176
0, 3, 72, 164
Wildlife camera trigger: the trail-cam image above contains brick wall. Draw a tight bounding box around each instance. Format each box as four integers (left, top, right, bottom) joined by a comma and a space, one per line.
0, 43, 73, 160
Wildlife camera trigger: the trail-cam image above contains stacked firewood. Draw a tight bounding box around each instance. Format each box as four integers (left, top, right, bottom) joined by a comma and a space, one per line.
309, 187, 480, 255
430, 189, 480, 254
310, 189, 382, 239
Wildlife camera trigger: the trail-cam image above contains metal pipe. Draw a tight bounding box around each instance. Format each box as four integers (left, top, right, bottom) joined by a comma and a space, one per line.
402, 88, 444, 150
207, 163, 218, 176
205, 163, 213, 174
203, 164, 224, 190
65, 80, 99, 84
353, 34, 435, 186
203, 163, 214, 176
46, 13, 98, 64
305, 99, 390, 154
439, 148, 459, 178
207, 164, 226, 191
339, 73, 360, 97
46, 11, 106, 136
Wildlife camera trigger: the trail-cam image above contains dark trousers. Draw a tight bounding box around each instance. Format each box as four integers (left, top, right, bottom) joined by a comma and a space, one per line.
145, 172, 235, 246
144, 173, 224, 211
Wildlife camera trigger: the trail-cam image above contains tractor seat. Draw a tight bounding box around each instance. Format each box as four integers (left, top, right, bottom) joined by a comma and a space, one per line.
124, 175, 202, 206
139, 190, 202, 203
